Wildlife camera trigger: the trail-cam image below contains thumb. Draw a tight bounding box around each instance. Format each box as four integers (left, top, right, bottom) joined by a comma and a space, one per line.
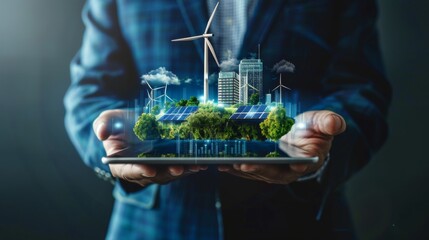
93, 110, 128, 141
93, 119, 110, 141
312, 111, 346, 136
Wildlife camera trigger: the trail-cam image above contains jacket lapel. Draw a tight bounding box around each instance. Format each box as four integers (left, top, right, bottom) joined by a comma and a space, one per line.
239, 0, 285, 57
176, 0, 208, 63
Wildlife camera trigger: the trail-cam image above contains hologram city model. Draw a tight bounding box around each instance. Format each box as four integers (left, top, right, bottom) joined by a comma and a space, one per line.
133, 1, 297, 158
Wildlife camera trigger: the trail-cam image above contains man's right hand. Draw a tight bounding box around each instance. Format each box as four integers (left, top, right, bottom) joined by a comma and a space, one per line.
93, 109, 207, 187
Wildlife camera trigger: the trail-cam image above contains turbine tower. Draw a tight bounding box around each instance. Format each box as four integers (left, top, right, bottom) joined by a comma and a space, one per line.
272, 74, 291, 105
171, 1, 220, 103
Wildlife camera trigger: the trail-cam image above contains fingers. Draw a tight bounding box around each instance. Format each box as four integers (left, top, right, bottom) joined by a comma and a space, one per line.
289, 163, 309, 173
110, 164, 157, 180
295, 111, 346, 137
221, 164, 303, 184
111, 164, 209, 187
168, 165, 185, 176
93, 110, 127, 141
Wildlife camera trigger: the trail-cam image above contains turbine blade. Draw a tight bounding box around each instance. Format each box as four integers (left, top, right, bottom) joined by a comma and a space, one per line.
145, 81, 153, 90
147, 90, 154, 100
272, 86, 280, 91
280, 85, 291, 90
166, 96, 174, 102
206, 39, 220, 67
172, 35, 205, 42
205, 1, 220, 34
248, 84, 258, 91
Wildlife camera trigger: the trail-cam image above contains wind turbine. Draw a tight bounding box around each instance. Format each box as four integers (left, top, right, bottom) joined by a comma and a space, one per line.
272, 74, 291, 105
155, 83, 175, 107
240, 72, 259, 104
171, 1, 221, 104
142, 79, 164, 110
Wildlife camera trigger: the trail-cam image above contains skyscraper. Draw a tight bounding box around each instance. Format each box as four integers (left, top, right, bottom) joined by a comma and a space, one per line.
218, 71, 239, 106
239, 59, 263, 104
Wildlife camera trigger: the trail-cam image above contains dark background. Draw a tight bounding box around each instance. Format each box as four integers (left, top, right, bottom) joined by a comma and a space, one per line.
0, 0, 428, 239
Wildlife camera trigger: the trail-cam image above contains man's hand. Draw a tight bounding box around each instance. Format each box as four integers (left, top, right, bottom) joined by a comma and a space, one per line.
93, 109, 207, 187
218, 110, 346, 184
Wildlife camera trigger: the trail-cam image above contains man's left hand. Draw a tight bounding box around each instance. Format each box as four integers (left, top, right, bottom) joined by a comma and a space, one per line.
217, 110, 346, 184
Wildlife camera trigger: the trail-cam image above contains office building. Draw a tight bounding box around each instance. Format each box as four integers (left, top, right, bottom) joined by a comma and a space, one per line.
218, 71, 239, 106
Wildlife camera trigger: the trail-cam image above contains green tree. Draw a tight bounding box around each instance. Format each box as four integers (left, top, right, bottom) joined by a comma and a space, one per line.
176, 99, 188, 107
249, 93, 260, 105
133, 113, 160, 141
178, 122, 191, 139
185, 104, 225, 139
259, 106, 294, 141
187, 96, 200, 106
237, 123, 265, 141
150, 105, 161, 115
159, 123, 178, 140
165, 101, 173, 109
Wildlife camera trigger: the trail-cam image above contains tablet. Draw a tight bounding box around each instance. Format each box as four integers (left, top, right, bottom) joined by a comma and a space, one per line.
102, 140, 318, 165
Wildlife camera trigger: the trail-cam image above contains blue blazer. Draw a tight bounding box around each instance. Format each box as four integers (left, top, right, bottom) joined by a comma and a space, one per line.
65, 0, 391, 239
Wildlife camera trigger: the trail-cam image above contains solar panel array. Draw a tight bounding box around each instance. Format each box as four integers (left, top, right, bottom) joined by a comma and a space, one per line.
230, 105, 269, 120
158, 106, 198, 122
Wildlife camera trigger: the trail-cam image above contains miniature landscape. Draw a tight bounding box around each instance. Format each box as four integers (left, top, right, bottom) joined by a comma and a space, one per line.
133, 97, 294, 158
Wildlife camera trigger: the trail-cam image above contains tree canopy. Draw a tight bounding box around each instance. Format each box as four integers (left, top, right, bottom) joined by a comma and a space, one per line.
133, 113, 160, 141
259, 106, 294, 141
186, 96, 200, 106
249, 93, 260, 105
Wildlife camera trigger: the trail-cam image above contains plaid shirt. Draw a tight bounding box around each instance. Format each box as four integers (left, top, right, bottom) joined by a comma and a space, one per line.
65, 0, 391, 239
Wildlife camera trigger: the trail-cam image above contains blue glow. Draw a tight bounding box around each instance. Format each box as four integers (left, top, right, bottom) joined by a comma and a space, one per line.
113, 122, 123, 129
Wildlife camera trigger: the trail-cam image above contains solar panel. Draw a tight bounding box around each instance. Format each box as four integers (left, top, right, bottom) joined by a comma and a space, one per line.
164, 108, 174, 114
245, 112, 256, 119
230, 114, 239, 119
236, 106, 246, 113
238, 113, 247, 119
257, 105, 267, 112
158, 106, 198, 122
171, 107, 180, 114
243, 106, 252, 112
178, 107, 186, 114
253, 113, 262, 119
229, 105, 270, 121
249, 106, 258, 112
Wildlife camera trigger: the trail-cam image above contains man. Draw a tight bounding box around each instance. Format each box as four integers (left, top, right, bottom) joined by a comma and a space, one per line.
65, 0, 391, 239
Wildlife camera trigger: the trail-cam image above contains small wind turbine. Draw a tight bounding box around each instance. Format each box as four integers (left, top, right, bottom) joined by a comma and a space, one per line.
155, 83, 175, 106
142, 80, 164, 110
272, 74, 291, 105
240, 72, 259, 104
172, 1, 221, 104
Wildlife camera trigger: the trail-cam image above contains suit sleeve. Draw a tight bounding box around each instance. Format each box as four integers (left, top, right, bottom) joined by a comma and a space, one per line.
64, 0, 139, 173
293, 0, 392, 192
290, 0, 391, 196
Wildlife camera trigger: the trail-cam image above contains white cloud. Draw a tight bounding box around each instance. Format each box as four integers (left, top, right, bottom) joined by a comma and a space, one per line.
141, 67, 181, 86
220, 58, 239, 72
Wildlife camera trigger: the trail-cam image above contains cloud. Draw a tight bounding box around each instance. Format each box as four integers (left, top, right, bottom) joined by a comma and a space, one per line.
272, 60, 295, 74
220, 58, 239, 72
141, 67, 181, 86
184, 78, 192, 84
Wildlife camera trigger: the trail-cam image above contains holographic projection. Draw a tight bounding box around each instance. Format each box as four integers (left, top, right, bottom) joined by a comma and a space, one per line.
131, 2, 299, 158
